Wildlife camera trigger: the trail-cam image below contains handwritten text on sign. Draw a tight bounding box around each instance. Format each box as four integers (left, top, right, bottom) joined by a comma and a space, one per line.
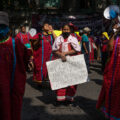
46, 54, 88, 90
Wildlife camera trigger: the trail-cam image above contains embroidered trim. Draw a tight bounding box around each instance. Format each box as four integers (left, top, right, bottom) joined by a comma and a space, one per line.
0, 37, 9, 44
57, 96, 66, 101
41, 34, 44, 81
108, 37, 119, 117
102, 107, 120, 120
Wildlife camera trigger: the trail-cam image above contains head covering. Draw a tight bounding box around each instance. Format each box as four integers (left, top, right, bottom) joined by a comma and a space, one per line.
102, 32, 109, 40
109, 9, 117, 19
29, 28, 37, 37
79, 30, 83, 33
69, 22, 75, 32
69, 22, 78, 31
83, 27, 91, 33
0, 11, 9, 26
118, 15, 120, 23
20, 24, 26, 29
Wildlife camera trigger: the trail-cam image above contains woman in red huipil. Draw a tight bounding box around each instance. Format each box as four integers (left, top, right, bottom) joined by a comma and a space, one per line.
101, 32, 109, 71
89, 36, 97, 64
0, 12, 32, 120
16, 25, 33, 71
69, 23, 82, 43
32, 23, 56, 84
96, 25, 120, 120
52, 24, 80, 104
16, 25, 31, 49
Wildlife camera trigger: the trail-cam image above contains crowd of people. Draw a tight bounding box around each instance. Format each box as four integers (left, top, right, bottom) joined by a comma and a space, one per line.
0, 10, 120, 120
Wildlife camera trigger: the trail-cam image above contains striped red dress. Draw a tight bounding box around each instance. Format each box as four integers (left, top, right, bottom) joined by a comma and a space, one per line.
71, 33, 82, 42
16, 32, 31, 49
89, 37, 95, 63
0, 37, 31, 120
33, 33, 54, 83
96, 37, 120, 120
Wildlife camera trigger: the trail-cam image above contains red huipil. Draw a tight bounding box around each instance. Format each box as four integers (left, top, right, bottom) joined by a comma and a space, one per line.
0, 37, 31, 120
89, 37, 95, 63
101, 38, 108, 52
71, 33, 82, 54
96, 37, 120, 120
52, 35, 81, 102
33, 33, 54, 82
16, 32, 31, 49
71, 33, 82, 42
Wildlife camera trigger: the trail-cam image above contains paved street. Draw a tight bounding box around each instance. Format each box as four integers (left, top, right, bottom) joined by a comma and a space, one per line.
22, 62, 105, 120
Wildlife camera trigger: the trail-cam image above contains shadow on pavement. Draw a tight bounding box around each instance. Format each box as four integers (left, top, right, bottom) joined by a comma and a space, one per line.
27, 76, 56, 104
36, 88, 105, 120
90, 67, 102, 75
27, 76, 51, 90
73, 96, 105, 120
22, 97, 106, 120
90, 62, 102, 75
90, 63, 101, 69
91, 79, 103, 86
25, 63, 105, 120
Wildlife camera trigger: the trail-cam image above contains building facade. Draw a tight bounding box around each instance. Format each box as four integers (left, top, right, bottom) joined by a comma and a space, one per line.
60, 0, 120, 13
1, 0, 120, 13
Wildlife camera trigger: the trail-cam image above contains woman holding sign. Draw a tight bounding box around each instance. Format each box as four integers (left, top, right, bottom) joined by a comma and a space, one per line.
52, 24, 80, 104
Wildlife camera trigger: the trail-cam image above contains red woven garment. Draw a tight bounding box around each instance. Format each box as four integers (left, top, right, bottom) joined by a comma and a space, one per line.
33, 33, 54, 82
96, 38, 120, 119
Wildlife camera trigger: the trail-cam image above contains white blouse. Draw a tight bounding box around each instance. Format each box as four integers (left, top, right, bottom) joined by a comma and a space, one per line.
52, 35, 81, 53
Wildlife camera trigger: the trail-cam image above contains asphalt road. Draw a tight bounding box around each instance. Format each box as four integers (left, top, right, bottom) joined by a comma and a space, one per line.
22, 62, 106, 120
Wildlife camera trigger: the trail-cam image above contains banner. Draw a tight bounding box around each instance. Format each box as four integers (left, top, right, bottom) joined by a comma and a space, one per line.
32, 14, 103, 32
54, 30, 80, 37
46, 54, 88, 90
54, 30, 62, 37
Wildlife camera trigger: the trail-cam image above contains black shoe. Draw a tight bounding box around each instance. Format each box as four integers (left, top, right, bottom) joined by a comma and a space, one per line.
53, 101, 64, 107
64, 100, 73, 106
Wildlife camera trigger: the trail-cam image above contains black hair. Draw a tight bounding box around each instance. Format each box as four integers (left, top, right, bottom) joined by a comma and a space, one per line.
42, 22, 49, 28
79, 30, 83, 36
62, 24, 71, 30
20, 24, 26, 29
69, 25, 74, 33
0, 24, 7, 27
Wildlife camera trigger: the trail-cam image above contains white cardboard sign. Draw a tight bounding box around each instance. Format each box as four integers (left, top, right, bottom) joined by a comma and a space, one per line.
46, 54, 88, 90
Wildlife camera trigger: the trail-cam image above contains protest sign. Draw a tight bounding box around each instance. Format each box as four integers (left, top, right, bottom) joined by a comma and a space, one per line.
46, 54, 88, 90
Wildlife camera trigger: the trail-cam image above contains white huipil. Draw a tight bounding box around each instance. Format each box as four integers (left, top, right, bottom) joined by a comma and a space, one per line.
52, 35, 80, 101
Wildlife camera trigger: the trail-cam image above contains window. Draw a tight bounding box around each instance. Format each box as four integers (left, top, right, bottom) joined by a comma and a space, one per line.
39, 0, 60, 8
